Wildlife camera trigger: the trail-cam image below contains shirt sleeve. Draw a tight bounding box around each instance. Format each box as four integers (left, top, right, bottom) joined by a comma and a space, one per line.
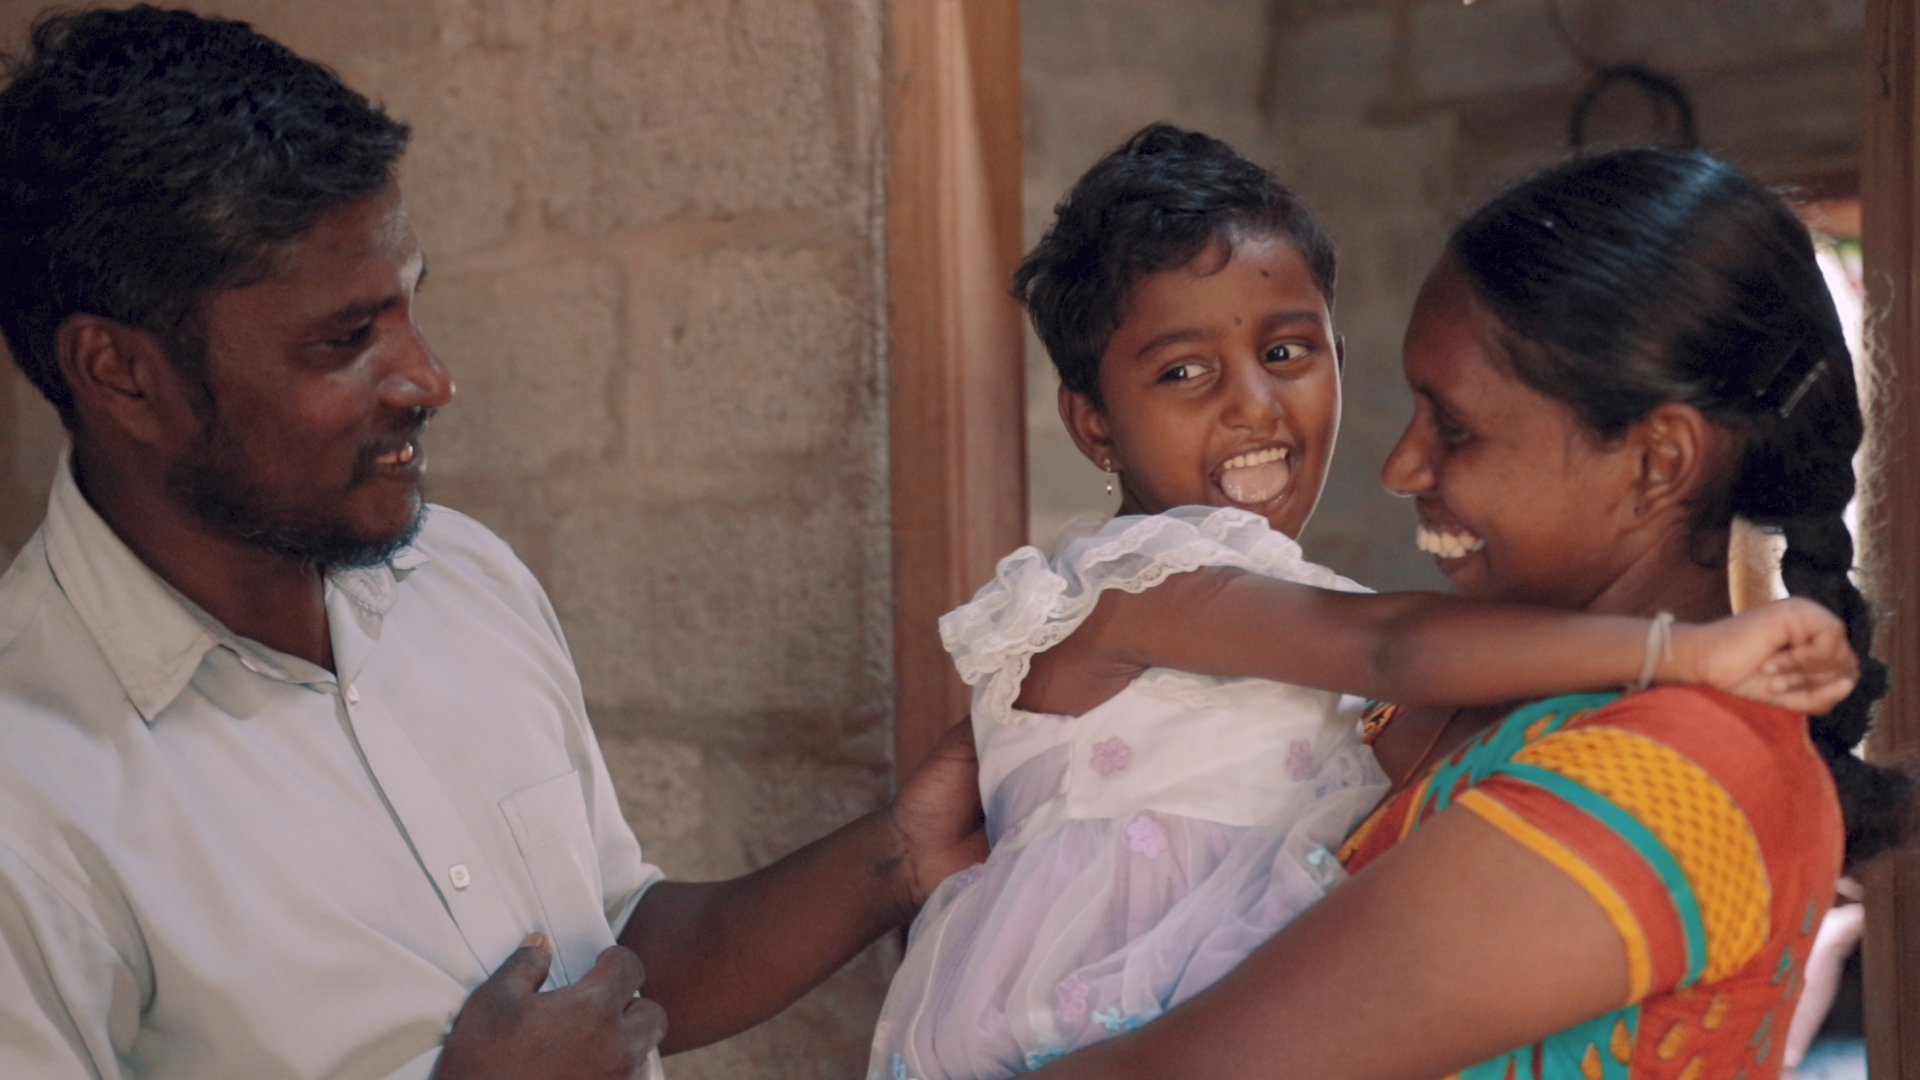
0, 841, 136, 1080
1455, 704, 1775, 1005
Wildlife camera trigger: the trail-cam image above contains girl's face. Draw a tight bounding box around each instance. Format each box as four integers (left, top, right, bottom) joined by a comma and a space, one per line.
1381, 259, 1649, 610
1063, 234, 1341, 540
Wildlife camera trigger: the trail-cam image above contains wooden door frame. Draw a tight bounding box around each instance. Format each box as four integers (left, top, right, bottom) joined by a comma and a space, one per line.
1862, 1, 1920, 1075
885, 0, 1027, 778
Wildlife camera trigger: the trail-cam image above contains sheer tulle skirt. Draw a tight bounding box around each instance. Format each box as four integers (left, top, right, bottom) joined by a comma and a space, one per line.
868, 743, 1387, 1080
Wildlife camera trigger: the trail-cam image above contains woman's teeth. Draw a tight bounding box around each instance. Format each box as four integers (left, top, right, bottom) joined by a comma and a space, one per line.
1220, 446, 1291, 505
1415, 524, 1484, 559
377, 443, 416, 467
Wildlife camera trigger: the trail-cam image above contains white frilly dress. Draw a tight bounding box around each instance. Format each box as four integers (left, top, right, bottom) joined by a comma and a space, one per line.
867, 506, 1393, 1080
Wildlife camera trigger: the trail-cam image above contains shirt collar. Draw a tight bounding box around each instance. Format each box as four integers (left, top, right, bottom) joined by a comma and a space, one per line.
42, 452, 431, 724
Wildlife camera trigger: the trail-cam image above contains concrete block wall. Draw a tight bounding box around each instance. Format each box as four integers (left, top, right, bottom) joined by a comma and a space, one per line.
1023, 0, 1864, 592
0, 2, 892, 1076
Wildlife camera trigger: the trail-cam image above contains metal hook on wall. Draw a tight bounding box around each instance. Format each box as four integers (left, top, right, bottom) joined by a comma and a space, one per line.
1567, 62, 1701, 152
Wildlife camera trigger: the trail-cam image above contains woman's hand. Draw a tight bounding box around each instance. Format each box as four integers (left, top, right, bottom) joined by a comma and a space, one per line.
1665, 598, 1859, 713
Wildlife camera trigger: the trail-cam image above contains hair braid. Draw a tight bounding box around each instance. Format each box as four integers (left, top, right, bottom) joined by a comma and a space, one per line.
1748, 469, 1904, 864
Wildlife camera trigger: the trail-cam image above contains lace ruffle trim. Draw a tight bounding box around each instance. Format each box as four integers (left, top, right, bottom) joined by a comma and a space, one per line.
938, 506, 1364, 727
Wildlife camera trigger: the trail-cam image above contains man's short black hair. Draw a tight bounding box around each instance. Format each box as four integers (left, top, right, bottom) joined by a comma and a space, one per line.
1014, 123, 1336, 406
0, 4, 412, 429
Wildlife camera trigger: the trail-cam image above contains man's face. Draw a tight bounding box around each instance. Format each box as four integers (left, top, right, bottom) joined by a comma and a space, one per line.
166, 186, 452, 569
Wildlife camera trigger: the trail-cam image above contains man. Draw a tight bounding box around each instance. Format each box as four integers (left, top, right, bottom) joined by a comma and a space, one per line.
0, 7, 984, 1078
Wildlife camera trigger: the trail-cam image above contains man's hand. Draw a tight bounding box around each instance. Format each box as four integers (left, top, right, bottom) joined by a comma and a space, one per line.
615, 719, 985, 1053
887, 718, 988, 912
436, 934, 666, 1079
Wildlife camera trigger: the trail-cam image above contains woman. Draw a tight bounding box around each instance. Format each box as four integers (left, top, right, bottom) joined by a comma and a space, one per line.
1026, 148, 1910, 1079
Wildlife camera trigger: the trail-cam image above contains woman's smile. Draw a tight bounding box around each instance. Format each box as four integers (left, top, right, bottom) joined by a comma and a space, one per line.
1413, 520, 1484, 561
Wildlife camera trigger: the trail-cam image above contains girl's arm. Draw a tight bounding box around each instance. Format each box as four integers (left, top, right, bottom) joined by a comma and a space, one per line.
1017, 569, 1856, 716
1025, 804, 1629, 1079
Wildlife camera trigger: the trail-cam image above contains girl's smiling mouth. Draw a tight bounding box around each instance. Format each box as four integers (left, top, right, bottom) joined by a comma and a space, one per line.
1218, 445, 1291, 505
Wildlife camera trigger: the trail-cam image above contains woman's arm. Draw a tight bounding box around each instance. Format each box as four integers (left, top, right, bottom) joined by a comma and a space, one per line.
1026, 805, 1629, 1079
1017, 569, 1856, 716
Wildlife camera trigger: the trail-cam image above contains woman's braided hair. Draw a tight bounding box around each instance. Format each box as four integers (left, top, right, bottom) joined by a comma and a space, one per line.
1450, 148, 1909, 865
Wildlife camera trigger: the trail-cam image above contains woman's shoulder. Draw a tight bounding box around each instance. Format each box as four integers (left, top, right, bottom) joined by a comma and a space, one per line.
1555, 687, 1835, 806
1457, 688, 1842, 993
1479, 687, 1839, 856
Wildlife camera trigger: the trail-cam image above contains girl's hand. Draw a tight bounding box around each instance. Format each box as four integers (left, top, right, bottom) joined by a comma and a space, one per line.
1663, 598, 1859, 714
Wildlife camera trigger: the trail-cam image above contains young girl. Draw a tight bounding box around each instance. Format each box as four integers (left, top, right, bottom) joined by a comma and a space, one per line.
866, 127, 1857, 1080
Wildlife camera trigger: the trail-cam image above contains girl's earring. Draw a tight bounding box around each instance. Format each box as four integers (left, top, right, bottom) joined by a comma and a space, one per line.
1102, 461, 1115, 497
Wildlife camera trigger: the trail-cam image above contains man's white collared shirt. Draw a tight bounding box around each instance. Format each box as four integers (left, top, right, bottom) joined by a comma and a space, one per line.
0, 459, 661, 1079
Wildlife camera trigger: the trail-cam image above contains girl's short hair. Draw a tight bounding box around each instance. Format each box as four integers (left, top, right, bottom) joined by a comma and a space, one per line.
1015, 123, 1335, 407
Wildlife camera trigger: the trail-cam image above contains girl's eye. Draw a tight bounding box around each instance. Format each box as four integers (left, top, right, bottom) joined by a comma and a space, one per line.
1160, 362, 1203, 383
1264, 343, 1308, 363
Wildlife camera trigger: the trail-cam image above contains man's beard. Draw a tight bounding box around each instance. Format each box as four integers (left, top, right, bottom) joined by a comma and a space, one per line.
165, 414, 428, 571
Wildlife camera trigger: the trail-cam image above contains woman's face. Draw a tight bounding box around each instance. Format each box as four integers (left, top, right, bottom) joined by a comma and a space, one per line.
1381, 259, 1647, 610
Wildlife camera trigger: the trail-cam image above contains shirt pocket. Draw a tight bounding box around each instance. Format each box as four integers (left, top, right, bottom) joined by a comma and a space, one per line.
499, 770, 615, 986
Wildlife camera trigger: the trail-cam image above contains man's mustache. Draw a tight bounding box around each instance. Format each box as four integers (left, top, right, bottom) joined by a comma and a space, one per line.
350, 407, 434, 485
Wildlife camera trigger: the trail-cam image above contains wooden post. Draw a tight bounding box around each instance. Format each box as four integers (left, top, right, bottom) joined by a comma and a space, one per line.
1861, 1, 1920, 1075
886, 0, 1026, 778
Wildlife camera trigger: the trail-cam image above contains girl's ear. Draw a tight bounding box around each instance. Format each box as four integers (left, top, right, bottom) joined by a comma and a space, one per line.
1625, 401, 1727, 521
1058, 383, 1120, 471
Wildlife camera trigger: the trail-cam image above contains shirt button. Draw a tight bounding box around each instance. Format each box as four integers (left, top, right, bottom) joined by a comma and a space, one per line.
449, 864, 471, 890
345, 684, 360, 705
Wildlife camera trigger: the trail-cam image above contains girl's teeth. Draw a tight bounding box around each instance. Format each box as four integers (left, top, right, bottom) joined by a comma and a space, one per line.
1415, 524, 1485, 558
1220, 447, 1291, 505
1221, 446, 1289, 470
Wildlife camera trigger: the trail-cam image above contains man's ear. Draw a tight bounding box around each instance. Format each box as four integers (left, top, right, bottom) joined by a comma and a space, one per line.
1058, 382, 1120, 472
55, 315, 199, 448
1624, 400, 1724, 522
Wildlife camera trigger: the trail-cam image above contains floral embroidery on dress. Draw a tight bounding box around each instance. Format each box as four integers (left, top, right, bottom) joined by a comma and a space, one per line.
1286, 738, 1316, 781
1092, 1006, 1159, 1033
1090, 737, 1133, 777
1025, 1049, 1067, 1070
1126, 815, 1169, 859
1055, 974, 1092, 1023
